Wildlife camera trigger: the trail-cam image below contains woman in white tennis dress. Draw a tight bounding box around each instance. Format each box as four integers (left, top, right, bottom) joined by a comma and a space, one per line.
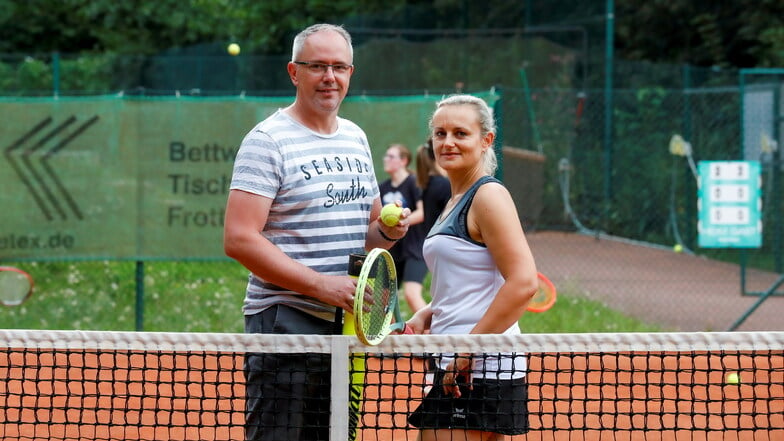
406, 94, 539, 441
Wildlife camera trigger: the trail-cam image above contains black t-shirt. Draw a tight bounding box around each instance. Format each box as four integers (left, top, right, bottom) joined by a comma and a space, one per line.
421, 174, 451, 234
380, 174, 423, 261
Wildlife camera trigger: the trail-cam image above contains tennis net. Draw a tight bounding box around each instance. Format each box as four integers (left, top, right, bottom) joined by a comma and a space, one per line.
1, 329, 782, 440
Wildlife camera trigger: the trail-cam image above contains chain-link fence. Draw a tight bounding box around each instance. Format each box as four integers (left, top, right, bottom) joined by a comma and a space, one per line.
1, 25, 782, 331
502, 69, 782, 267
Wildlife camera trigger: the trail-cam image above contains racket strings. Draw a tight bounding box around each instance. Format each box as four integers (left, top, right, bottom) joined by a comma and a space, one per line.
530, 286, 550, 305
362, 258, 395, 339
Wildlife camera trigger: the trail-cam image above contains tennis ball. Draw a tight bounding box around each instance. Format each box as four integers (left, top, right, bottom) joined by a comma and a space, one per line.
726, 372, 740, 384
380, 203, 403, 227
673, 244, 683, 253
227, 43, 241, 56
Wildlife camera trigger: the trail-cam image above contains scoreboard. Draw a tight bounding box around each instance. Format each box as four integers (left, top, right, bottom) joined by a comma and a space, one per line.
697, 161, 762, 248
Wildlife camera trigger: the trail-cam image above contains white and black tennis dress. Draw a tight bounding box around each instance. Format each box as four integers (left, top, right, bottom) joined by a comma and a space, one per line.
408, 175, 529, 435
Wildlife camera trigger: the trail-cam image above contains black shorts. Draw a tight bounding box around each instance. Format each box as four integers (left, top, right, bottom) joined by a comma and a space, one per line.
395, 257, 428, 284
244, 305, 336, 441
408, 368, 530, 435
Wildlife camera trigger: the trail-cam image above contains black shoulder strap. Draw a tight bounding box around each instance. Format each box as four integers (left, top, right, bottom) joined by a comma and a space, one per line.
455, 176, 501, 246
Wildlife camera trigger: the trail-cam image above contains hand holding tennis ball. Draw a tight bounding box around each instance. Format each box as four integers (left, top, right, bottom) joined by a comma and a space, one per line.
380, 203, 403, 227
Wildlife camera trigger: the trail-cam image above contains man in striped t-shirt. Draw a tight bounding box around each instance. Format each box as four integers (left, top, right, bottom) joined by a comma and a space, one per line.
223, 24, 410, 441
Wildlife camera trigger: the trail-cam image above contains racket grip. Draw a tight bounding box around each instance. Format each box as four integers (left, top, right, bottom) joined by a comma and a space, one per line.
348, 253, 366, 277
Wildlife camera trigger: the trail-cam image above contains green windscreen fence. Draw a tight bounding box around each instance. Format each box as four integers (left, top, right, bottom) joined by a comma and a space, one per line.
1, 92, 493, 260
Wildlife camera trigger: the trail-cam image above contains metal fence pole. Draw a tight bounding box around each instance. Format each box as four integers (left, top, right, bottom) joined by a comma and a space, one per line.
135, 261, 144, 331
52, 52, 60, 97
603, 0, 615, 229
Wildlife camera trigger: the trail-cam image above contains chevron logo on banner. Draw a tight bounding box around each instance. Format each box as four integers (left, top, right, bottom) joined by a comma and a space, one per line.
3, 115, 99, 221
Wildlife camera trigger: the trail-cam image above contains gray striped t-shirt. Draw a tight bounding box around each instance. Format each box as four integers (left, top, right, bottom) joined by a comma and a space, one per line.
230, 109, 379, 320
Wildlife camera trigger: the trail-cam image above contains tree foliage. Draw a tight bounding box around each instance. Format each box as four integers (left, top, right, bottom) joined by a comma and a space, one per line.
0, 0, 398, 55
0, 1, 782, 67
615, 0, 784, 68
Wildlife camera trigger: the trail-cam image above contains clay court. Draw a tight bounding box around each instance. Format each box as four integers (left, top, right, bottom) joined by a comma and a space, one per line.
360, 352, 784, 441
2, 232, 783, 440
526, 231, 784, 332
2, 347, 782, 441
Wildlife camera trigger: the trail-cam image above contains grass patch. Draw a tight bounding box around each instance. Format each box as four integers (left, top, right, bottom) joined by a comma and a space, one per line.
520, 292, 663, 333
1, 260, 662, 333
1, 260, 248, 332
401, 274, 663, 333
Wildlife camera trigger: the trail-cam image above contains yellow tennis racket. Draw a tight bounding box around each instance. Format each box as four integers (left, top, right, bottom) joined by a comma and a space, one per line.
344, 250, 412, 439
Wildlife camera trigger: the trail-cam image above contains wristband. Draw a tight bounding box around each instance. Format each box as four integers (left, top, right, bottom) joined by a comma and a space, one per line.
377, 226, 399, 242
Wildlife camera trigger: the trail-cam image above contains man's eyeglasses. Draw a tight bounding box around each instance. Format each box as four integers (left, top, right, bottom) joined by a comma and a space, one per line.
293, 61, 353, 75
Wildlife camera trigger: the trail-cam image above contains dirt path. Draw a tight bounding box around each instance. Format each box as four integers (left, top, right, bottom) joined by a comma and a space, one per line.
527, 231, 784, 332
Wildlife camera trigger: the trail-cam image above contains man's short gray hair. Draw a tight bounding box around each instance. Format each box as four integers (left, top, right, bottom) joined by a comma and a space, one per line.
291, 24, 353, 61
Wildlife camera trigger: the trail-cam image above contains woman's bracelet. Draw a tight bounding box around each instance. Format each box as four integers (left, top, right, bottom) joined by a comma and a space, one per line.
377, 226, 400, 242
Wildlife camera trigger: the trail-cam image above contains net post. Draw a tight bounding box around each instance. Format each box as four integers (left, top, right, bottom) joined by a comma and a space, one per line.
330, 335, 350, 441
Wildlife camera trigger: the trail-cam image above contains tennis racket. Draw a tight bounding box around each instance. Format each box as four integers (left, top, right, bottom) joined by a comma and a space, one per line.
0, 266, 34, 307
527, 272, 556, 313
353, 248, 411, 346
